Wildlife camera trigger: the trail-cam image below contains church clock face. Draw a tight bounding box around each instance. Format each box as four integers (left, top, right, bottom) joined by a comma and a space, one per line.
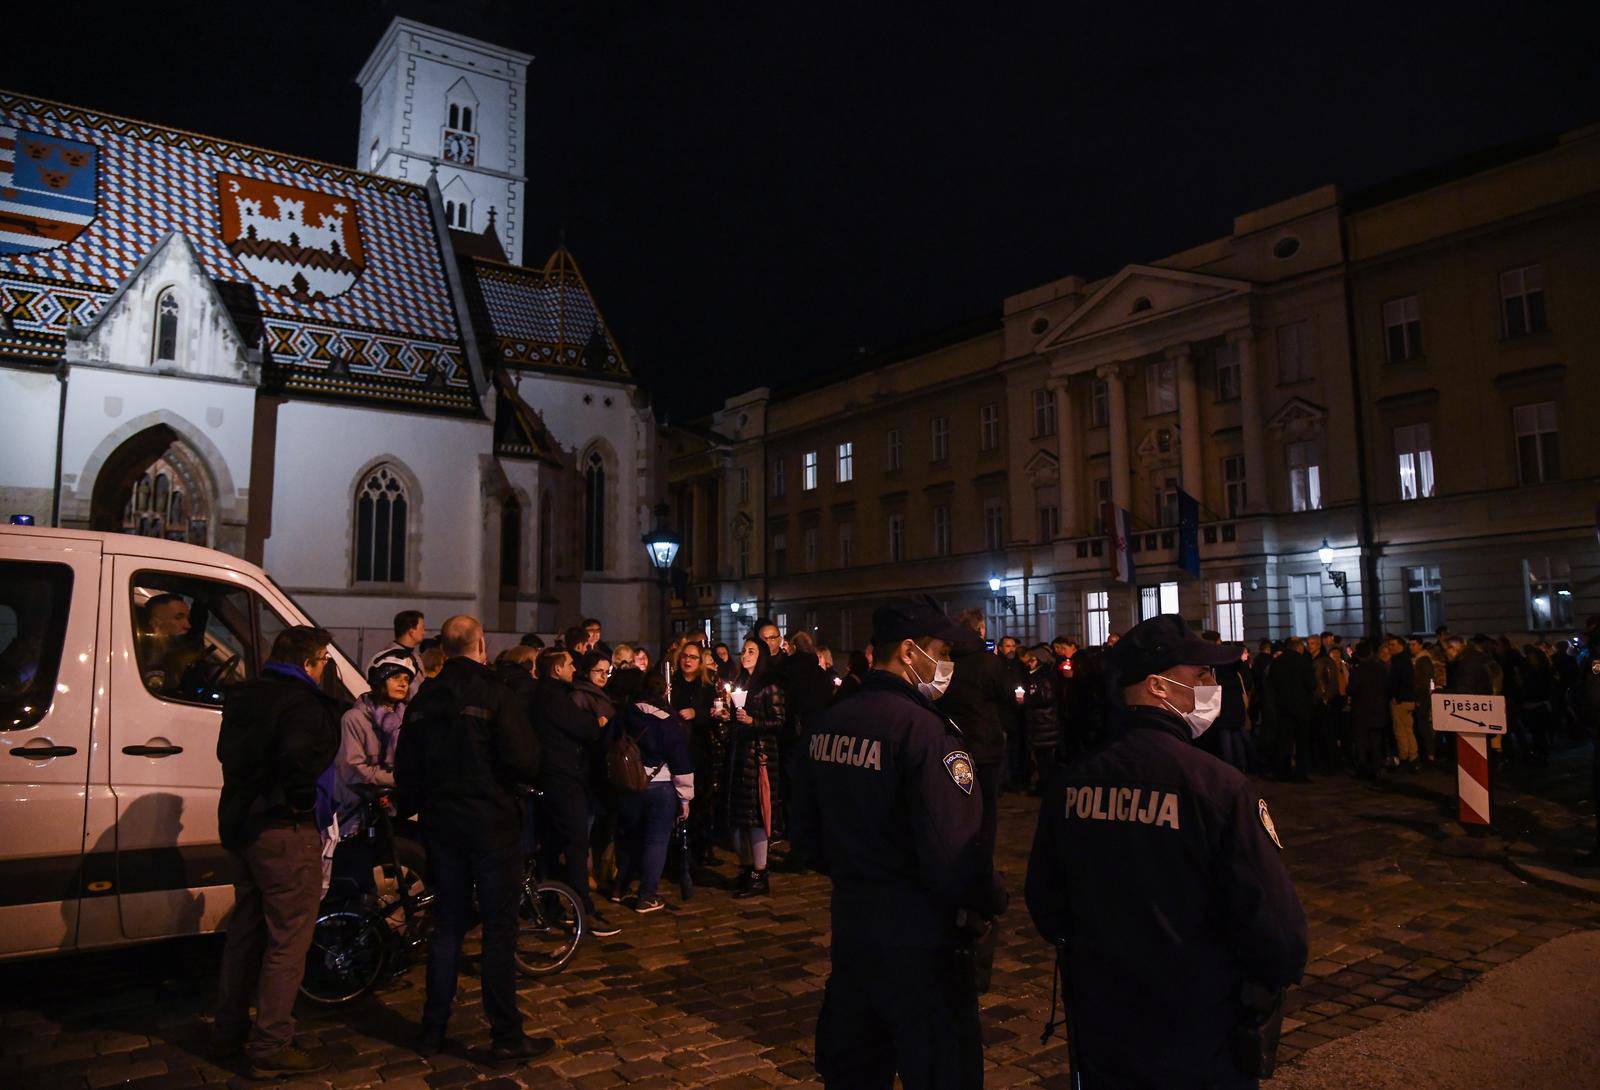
441, 130, 477, 167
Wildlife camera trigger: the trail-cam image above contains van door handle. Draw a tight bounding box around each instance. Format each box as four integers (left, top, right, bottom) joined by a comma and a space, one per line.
10, 745, 77, 759
122, 743, 184, 757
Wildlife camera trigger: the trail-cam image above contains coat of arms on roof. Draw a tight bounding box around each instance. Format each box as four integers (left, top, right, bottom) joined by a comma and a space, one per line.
216, 173, 366, 302
0, 126, 98, 255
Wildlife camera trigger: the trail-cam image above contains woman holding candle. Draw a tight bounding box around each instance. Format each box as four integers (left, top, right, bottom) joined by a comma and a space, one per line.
723, 635, 786, 898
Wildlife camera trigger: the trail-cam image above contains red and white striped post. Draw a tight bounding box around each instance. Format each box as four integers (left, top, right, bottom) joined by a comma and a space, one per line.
1455, 734, 1491, 826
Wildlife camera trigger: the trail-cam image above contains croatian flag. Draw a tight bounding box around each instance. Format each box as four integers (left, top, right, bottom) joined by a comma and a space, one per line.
1103, 501, 1135, 584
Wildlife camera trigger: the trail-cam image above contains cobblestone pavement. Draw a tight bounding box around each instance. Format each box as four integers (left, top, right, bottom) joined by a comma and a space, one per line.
2, 749, 1597, 1090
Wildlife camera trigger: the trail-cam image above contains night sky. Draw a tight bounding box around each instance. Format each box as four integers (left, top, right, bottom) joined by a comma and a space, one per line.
10, 2, 1597, 420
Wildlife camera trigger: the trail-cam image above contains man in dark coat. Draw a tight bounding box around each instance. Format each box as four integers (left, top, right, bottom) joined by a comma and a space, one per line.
1347, 641, 1393, 778
213, 626, 342, 1078
936, 608, 1013, 860
1268, 636, 1316, 781
394, 615, 549, 1061
1027, 615, 1307, 1090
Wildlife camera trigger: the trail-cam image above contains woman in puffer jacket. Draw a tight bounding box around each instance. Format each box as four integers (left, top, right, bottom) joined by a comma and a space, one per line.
606, 686, 694, 913
1019, 646, 1062, 791
722, 636, 786, 899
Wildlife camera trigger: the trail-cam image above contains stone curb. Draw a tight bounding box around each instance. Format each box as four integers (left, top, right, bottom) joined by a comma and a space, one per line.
1503, 856, 1600, 901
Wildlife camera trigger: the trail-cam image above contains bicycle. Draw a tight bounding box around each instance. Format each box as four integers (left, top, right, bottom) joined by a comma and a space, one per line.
513, 788, 586, 976
300, 783, 433, 1006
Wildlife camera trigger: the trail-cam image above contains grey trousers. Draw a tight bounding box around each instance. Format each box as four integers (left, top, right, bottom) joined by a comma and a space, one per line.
214, 824, 322, 1056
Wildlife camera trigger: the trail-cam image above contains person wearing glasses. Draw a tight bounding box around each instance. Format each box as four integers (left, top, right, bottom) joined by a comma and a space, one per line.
1026, 615, 1307, 1089
213, 626, 343, 1078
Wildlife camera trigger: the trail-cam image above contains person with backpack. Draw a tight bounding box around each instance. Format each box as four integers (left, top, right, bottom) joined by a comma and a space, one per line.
606, 684, 695, 913
392, 615, 549, 1062
212, 626, 342, 1078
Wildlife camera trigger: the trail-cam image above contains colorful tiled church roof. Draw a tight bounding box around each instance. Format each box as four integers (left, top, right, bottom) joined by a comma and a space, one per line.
464, 247, 629, 380
0, 91, 479, 414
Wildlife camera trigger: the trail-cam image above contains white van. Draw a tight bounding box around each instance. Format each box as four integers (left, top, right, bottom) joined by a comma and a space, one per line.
0, 525, 367, 959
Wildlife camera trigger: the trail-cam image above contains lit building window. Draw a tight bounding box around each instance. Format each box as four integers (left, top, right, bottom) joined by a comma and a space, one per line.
1394, 424, 1436, 500
1085, 591, 1110, 646
1215, 580, 1244, 641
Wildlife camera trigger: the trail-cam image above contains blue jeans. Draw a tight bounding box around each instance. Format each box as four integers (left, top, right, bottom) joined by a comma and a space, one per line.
615, 781, 677, 899
422, 838, 524, 1043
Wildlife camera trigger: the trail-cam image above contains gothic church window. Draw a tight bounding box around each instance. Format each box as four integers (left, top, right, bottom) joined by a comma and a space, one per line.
153, 288, 179, 362
501, 496, 522, 589
583, 451, 607, 572
355, 465, 408, 584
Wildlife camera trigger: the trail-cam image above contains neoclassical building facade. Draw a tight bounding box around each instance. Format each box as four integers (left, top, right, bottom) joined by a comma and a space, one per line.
667, 124, 1599, 648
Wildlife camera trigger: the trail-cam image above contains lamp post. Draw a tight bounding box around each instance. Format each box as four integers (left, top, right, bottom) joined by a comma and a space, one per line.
1318, 537, 1348, 592
642, 506, 681, 661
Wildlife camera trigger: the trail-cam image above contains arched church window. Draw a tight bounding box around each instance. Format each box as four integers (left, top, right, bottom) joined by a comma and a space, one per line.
539, 490, 554, 592
153, 289, 179, 362
500, 495, 522, 589
461, 106, 474, 133
355, 465, 409, 584
583, 451, 606, 572
445, 199, 456, 225
449, 103, 460, 130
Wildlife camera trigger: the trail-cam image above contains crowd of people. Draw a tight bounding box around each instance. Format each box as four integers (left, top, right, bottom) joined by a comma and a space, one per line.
207, 600, 1600, 1081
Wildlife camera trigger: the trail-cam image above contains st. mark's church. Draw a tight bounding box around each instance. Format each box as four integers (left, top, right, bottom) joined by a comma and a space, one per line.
0, 18, 660, 643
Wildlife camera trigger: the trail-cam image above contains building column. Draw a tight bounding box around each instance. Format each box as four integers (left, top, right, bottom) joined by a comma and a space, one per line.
1098, 362, 1130, 512
1051, 375, 1080, 535
1230, 329, 1267, 515
1171, 343, 1202, 503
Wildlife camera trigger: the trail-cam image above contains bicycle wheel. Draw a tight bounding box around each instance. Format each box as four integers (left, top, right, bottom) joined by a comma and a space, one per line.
513, 879, 585, 976
300, 909, 387, 1004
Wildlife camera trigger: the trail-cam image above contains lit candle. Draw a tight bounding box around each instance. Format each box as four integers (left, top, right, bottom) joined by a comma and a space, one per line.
731, 688, 748, 711
1014, 685, 1025, 702
833, 676, 842, 687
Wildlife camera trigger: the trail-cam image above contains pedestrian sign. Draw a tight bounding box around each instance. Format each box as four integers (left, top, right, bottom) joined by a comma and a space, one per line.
1430, 694, 1506, 735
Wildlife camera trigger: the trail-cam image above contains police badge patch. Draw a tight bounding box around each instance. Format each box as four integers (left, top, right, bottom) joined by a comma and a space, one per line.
943, 751, 975, 796
1258, 799, 1283, 850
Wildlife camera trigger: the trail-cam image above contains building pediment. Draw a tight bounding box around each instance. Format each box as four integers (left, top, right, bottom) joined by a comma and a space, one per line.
1023, 448, 1059, 484
1035, 264, 1253, 351
65, 231, 259, 384
1266, 395, 1328, 436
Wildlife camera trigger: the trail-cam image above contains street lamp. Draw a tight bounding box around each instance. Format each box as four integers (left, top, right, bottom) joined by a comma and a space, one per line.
988, 574, 1002, 593
729, 601, 742, 615
1318, 537, 1348, 592
642, 506, 681, 658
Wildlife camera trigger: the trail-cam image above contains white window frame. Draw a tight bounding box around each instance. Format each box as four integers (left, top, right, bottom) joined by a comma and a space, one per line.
836, 441, 854, 483
1153, 475, 1179, 527
1394, 423, 1436, 500
1382, 295, 1423, 362
1513, 402, 1559, 485
1139, 581, 1179, 621
1500, 264, 1546, 338
1032, 387, 1057, 437
886, 428, 903, 471
1144, 359, 1177, 415
933, 505, 951, 557
1523, 557, 1573, 632
1276, 320, 1315, 384
888, 513, 905, 562
802, 450, 819, 492
980, 403, 1000, 451
1287, 573, 1325, 636
983, 498, 1004, 551
1085, 590, 1110, 646
1223, 455, 1246, 518
1404, 565, 1443, 636
1214, 580, 1244, 642
1287, 441, 1322, 512
1036, 592, 1056, 639
1214, 343, 1240, 401
838, 522, 855, 568
1037, 503, 1060, 544
931, 416, 950, 462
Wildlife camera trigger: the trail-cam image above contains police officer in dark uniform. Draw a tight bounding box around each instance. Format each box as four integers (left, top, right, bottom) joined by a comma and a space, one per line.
1577, 616, 1600, 864
1025, 615, 1308, 1089
791, 596, 1008, 1090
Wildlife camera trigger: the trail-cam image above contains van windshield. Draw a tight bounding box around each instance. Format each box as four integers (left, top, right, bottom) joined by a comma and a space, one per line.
0, 560, 74, 731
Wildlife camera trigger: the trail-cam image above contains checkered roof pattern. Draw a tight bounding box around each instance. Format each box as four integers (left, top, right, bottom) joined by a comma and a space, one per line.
469, 248, 629, 377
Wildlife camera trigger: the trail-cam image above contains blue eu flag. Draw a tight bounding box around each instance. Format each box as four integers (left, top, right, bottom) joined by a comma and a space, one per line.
1177, 490, 1200, 577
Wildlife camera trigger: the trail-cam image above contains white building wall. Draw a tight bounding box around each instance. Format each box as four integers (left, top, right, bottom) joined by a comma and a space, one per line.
262, 400, 493, 629
0, 368, 63, 523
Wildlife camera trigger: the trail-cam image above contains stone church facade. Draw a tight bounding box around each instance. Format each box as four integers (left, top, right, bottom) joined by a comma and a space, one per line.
0, 18, 659, 649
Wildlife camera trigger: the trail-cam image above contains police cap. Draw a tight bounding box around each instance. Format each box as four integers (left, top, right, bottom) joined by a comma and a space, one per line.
1108, 613, 1238, 686
870, 594, 969, 647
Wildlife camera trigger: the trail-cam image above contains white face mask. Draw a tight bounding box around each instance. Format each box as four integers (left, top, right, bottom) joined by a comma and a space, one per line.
1153, 674, 1222, 738
911, 641, 955, 700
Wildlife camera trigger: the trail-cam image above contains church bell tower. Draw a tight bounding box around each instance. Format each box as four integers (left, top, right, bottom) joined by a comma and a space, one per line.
355, 17, 530, 264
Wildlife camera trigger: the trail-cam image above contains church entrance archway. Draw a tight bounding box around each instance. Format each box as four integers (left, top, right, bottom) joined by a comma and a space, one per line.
89, 425, 216, 548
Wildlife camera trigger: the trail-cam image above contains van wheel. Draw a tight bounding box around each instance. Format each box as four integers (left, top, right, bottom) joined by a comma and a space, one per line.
300, 909, 386, 1005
